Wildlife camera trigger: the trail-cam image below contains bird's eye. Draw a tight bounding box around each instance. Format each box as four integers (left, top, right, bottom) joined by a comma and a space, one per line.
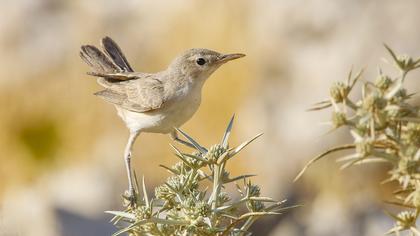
196, 58, 206, 66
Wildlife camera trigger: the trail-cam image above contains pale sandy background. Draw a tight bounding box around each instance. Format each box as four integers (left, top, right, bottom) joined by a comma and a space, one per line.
1, 0, 420, 235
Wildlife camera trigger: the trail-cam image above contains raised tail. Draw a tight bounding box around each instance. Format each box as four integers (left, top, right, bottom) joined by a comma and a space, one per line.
80, 36, 134, 74
80, 44, 119, 73
80, 36, 136, 89
101, 36, 133, 72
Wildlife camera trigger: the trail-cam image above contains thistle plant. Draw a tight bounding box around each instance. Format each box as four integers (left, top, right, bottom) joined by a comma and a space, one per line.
295, 45, 420, 235
107, 116, 296, 236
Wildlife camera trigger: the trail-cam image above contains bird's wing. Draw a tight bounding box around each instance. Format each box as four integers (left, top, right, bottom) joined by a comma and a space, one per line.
81, 37, 165, 112
87, 71, 141, 81
95, 75, 165, 113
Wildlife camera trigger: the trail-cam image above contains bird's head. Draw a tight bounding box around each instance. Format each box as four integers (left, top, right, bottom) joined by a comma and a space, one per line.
169, 48, 245, 81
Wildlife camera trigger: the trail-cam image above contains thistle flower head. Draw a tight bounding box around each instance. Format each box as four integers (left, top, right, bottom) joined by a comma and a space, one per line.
355, 139, 373, 157
135, 205, 152, 220
330, 81, 348, 103
361, 92, 386, 111
403, 123, 420, 146
332, 111, 347, 128
396, 211, 417, 229
106, 117, 295, 235
297, 45, 420, 235
155, 184, 176, 202
375, 74, 392, 91
204, 144, 227, 163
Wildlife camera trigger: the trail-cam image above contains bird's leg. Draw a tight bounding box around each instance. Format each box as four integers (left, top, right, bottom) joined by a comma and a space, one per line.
170, 130, 195, 149
124, 131, 140, 207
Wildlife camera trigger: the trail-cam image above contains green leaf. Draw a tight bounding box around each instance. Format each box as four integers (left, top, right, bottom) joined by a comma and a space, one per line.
307, 102, 332, 111
384, 44, 400, 67
159, 164, 179, 175
294, 144, 356, 181
182, 152, 209, 163
221, 114, 235, 148
175, 128, 208, 153
169, 144, 195, 168
216, 151, 230, 165
148, 217, 189, 225
248, 196, 276, 202
142, 176, 149, 207
105, 211, 136, 220
239, 211, 281, 220
224, 174, 256, 184
349, 68, 364, 90
111, 219, 149, 236
228, 133, 263, 157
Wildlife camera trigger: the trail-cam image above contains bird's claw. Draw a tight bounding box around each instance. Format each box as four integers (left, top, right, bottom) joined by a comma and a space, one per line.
123, 188, 137, 208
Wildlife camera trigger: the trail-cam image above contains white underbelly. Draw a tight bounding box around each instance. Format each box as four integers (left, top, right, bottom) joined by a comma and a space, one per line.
116, 95, 201, 134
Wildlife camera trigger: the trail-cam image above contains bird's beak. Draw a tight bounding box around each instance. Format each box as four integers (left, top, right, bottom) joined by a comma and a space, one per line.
218, 53, 246, 63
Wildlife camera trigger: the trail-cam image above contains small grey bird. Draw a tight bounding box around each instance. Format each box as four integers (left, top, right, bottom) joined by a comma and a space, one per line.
80, 36, 245, 204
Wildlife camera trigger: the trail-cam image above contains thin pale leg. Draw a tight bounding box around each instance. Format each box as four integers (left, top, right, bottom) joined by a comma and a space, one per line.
170, 130, 195, 149
124, 131, 140, 205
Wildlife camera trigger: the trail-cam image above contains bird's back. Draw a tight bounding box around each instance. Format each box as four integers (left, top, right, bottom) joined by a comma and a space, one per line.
80, 37, 166, 113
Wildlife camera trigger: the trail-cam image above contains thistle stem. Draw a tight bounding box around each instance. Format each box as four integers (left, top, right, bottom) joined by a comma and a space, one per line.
210, 163, 222, 225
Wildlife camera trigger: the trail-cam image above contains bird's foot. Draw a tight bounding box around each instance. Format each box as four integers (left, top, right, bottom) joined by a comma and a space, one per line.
123, 188, 137, 208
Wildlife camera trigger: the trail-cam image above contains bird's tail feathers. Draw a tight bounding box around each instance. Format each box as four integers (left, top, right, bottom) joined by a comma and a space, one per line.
101, 37, 134, 72
80, 36, 134, 76
80, 45, 119, 73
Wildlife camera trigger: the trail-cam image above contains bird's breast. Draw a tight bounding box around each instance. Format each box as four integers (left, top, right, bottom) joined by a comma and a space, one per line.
164, 85, 202, 125
117, 81, 203, 134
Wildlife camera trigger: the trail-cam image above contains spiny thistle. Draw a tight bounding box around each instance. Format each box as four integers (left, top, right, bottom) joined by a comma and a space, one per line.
295, 45, 420, 235
107, 116, 298, 236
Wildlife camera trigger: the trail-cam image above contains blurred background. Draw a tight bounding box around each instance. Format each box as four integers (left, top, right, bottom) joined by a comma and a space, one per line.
1, 0, 420, 235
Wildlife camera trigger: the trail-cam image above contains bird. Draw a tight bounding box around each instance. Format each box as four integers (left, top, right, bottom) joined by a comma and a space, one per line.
80, 36, 245, 205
